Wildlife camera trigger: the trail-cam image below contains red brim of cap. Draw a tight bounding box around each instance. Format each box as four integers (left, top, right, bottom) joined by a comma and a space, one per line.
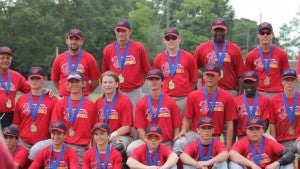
145, 132, 162, 137
212, 25, 227, 30
93, 127, 109, 133
68, 35, 82, 39
282, 76, 297, 80
164, 33, 179, 38
29, 75, 44, 79
243, 78, 257, 82
147, 75, 162, 79
247, 125, 263, 129
50, 128, 65, 133
114, 26, 130, 31
203, 71, 219, 76
198, 124, 214, 128
4, 133, 17, 137
0, 52, 13, 56
67, 77, 82, 81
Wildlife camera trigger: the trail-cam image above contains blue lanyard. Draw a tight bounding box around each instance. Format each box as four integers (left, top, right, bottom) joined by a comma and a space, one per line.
249, 137, 265, 166
95, 145, 111, 169
67, 96, 85, 126
212, 40, 226, 68
203, 87, 219, 116
282, 92, 298, 124
0, 71, 11, 95
197, 139, 214, 161
67, 49, 83, 73
166, 49, 181, 78
258, 45, 274, 75
49, 144, 66, 169
115, 41, 130, 72
146, 146, 159, 166
103, 93, 118, 123
243, 92, 259, 119
147, 93, 164, 124
29, 91, 45, 121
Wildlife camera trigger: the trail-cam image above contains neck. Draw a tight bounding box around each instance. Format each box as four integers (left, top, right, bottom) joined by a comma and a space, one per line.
105, 91, 117, 101
0, 68, 8, 74
245, 92, 256, 98
8, 145, 17, 153
97, 143, 109, 152
205, 86, 218, 93
199, 137, 211, 145
260, 43, 272, 52
69, 49, 80, 55
118, 39, 129, 48
53, 143, 64, 151
251, 137, 262, 145
150, 90, 161, 99
284, 90, 296, 98
167, 48, 179, 56
70, 93, 83, 100
31, 89, 43, 95
147, 146, 158, 152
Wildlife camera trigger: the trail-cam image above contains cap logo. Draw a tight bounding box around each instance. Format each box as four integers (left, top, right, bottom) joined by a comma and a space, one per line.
3, 127, 10, 134
260, 22, 269, 28
214, 19, 223, 25
149, 125, 159, 132
1, 47, 11, 52
166, 28, 174, 33
31, 68, 40, 74
245, 71, 253, 77
70, 29, 80, 34
206, 64, 215, 71
117, 20, 126, 26
53, 121, 60, 127
250, 118, 258, 124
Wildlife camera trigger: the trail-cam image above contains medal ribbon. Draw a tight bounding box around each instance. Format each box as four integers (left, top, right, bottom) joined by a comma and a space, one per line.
212, 40, 227, 69
258, 45, 274, 75
166, 49, 181, 78
249, 137, 265, 166
147, 93, 164, 124
67, 49, 83, 73
49, 144, 66, 169
203, 87, 219, 116
95, 145, 111, 169
103, 93, 119, 123
282, 92, 298, 125
197, 139, 214, 161
116, 41, 130, 73
146, 146, 159, 166
67, 96, 85, 126
0, 71, 11, 95
243, 92, 259, 119
29, 91, 45, 121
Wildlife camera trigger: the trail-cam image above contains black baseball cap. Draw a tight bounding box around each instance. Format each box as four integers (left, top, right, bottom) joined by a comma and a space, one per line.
203, 63, 220, 76
258, 22, 273, 32
0, 46, 13, 56
114, 19, 131, 31
3, 126, 19, 137
147, 69, 164, 80
164, 28, 179, 38
197, 117, 214, 128
246, 117, 264, 129
243, 71, 259, 82
281, 69, 297, 80
28, 67, 46, 79
145, 125, 162, 137
92, 122, 111, 134
67, 29, 83, 39
211, 17, 227, 30
50, 121, 67, 133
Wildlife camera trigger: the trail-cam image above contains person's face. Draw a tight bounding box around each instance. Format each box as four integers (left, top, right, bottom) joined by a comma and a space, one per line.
101, 75, 118, 95
67, 79, 85, 94
4, 135, 18, 150
145, 134, 162, 150
114, 28, 131, 43
243, 80, 258, 96
147, 77, 163, 91
163, 35, 181, 51
257, 29, 274, 45
203, 73, 220, 87
66, 36, 83, 52
282, 77, 297, 92
50, 130, 65, 146
246, 126, 264, 143
212, 28, 226, 43
197, 126, 214, 140
0, 54, 12, 70
28, 76, 46, 90
93, 129, 109, 146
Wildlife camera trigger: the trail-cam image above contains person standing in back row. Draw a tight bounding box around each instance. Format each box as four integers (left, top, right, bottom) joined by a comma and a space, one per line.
51, 28, 101, 97
245, 22, 290, 98
194, 17, 245, 96
102, 19, 151, 113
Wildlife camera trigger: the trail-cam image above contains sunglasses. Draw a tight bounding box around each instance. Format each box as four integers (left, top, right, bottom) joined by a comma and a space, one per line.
259, 31, 272, 35
165, 36, 177, 41
282, 69, 296, 77
146, 134, 161, 141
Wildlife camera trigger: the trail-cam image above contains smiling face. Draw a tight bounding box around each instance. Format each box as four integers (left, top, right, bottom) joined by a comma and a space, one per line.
212, 28, 226, 43
257, 28, 274, 46
50, 130, 65, 146
101, 75, 119, 95
163, 35, 181, 51
93, 129, 110, 146
114, 28, 131, 44
67, 79, 85, 94
66, 36, 84, 53
243, 80, 258, 97
0, 54, 12, 71
203, 73, 219, 88
29, 76, 46, 90
145, 133, 162, 151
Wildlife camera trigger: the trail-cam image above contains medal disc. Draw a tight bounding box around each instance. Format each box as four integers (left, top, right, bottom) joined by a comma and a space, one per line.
6, 99, 12, 108
168, 80, 175, 89
69, 128, 75, 137
30, 123, 37, 133
288, 126, 295, 135
118, 74, 124, 83
264, 76, 270, 86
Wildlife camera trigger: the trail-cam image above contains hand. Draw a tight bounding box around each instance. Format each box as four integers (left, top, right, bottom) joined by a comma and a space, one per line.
265, 161, 280, 169
43, 88, 56, 98
250, 163, 262, 169
109, 131, 118, 142
173, 130, 186, 141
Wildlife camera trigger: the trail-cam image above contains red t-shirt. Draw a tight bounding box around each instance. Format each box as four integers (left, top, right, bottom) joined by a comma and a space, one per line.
82, 146, 122, 169
153, 49, 198, 97
231, 136, 284, 169
29, 145, 79, 169
13, 145, 29, 169
245, 45, 289, 92
296, 54, 300, 74
51, 97, 98, 146
0, 69, 30, 113
130, 144, 173, 166
269, 92, 300, 142
134, 93, 182, 142
13, 93, 58, 145
95, 93, 133, 133
234, 94, 270, 136
102, 40, 151, 92
185, 87, 237, 134
51, 50, 101, 96
194, 40, 245, 90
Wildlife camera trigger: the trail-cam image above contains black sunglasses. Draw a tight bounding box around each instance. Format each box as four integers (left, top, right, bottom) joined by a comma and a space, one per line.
259, 31, 272, 35
165, 36, 177, 41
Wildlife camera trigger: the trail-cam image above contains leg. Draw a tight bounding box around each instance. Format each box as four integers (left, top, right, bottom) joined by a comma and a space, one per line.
126, 139, 144, 157
212, 161, 228, 169
228, 161, 246, 169
29, 139, 52, 160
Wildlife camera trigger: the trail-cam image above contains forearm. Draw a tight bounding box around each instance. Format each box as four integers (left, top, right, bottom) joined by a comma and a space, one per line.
180, 153, 198, 166
137, 128, 146, 141
90, 80, 99, 93
160, 153, 178, 169
269, 124, 276, 138
208, 151, 229, 164
126, 157, 150, 168
226, 121, 234, 149
181, 117, 192, 132
237, 77, 243, 95
229, 150, 257, 168
115, 126, 131, 137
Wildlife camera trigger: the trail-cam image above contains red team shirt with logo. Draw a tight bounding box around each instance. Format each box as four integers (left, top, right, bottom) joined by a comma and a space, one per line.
134, 94, 182, 142
269, 92, 300, 142
82, 146, 122, 169
29, 145, 79, 169
234, 94, 270, 136
184, 139, 227, 169
95, 93, 133, 133
194, 40, 245, 90
51, 97, 97, 146
130, 144, 173, 166
0, 69, 30, 112
13, 93, 58, 145
245, 45, 289, 92
153, 49, 198, 97
185, 88, 237, 135
102, 40, 151, 92
231, 136, 284, 169
13, 145, 30, 169
51, 50, 101, 96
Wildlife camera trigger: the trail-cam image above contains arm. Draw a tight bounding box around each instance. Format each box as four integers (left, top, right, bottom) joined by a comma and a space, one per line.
225, 120, 234, 150
191, 82, 197, 91
237, 77, 243, 95
110, 126, 131, 141
160, 152, 178, 169
269, 123, 276, 139
89, 80, 99, 93
229, 150, 260, 169
126, 157, 155, 169
52, 81, 60, 90
137, 128, 146, 142
180, 152, 198, 166
173, 117, 192, 140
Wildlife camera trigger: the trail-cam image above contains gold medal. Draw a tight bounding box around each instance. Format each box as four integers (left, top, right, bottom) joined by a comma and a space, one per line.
168, 80, 175, 89
220, 70, 224, 78
69, 127, 75, 137
288, 126, 295, 135
118, 74, 124, 83
30, 123, 37, 133
6, 99, 12, 108
264, 76, 270, 86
